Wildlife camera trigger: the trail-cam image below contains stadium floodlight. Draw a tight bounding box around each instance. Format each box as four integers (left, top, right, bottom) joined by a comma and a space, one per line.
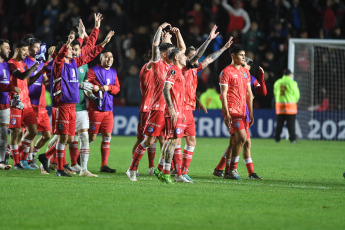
288, 39, 345, 140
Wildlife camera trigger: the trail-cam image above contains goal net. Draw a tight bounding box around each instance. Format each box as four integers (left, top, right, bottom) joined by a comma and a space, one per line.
288, 39, 345, 140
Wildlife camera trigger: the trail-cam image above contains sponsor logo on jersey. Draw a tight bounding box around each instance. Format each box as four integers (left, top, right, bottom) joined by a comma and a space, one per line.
147, 126, 154, 133
90, 125, 95, 131
170, 70, 176, 75
234, 121, 240, 128
10, 118, 16, 125
176, 128, 182, 134
58, 124, 64, 130
243, 73, 248, 79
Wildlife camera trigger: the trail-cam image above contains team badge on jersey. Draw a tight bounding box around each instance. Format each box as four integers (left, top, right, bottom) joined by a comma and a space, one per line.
90, 125, 95, 131
80, 68, 84, 73
234, 121, 240, 128
170, 70, 176, 75
10, 119, 16, 125
243, 73, 248, 79
58, 124, 64, 130
147, 126, 154, 133
176, 128, 182, 134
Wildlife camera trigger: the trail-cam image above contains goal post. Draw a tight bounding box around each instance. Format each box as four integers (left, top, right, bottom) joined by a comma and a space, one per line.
288, 39, 345, 140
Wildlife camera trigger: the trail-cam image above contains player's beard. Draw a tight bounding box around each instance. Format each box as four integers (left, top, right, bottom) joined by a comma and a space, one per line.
0, 50, 9, 61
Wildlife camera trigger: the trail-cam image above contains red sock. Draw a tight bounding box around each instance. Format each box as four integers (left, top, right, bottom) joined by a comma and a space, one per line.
147, 145, 156, 168
181, 145, 194, 175
10, 145, 19, 165
244, 158, 255, 176
230, 156, 239, 170
69, 141, 79, 166
50, 154, 57, 164
56, 143, 66, 171
216, 157, 226, 171
173, 147, 182, 176
46, 142, 57, 159
101, 141, 110, 167
130, 142, 148, 171
170, 160, 174, 171
19, 139, 31, 160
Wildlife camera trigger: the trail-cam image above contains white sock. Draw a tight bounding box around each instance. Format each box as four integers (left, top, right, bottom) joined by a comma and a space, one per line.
79, 132, 89, 171
0, 126, 8, 162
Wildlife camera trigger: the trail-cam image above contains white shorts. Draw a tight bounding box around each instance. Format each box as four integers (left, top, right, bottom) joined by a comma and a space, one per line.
0, 108, 10, 124
76, 110, 89, 132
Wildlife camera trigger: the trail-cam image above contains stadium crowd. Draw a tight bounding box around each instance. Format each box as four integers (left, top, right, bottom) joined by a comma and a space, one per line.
1, 0, 344, 108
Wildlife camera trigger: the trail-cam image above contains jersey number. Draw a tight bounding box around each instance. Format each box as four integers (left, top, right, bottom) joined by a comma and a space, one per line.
280, 85, 287, 96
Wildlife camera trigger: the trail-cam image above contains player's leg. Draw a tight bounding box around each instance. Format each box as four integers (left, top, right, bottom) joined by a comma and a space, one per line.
274, 114, 285, 142
99, 111, 116, 173
213, 145, 229, 177
19, 123, 38, 169
10, 127, 22, 169
224, 136, 235, 177
226, 129, 247, 180
172, 138, 182, 177
79, 128, 97, 177
286, 114, 296, 143
161, 137, 178, 184
0, 108, 11, 169
181, 135, 195, 181
243, 138, 262, 179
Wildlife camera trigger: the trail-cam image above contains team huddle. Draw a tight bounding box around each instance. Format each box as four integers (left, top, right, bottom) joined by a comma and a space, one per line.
0, 14, 267, 182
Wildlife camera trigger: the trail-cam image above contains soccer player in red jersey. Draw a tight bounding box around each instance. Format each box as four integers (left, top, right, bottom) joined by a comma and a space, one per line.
88, 50, 119, 174
127, 22, 178, 181
218, 44, 254, 180
38, 14, 114, 177
0, 38, 20, 170
214, 57, 266, 179
22, 37, 51, 169
8, 40, 46, 170
179, 35, 234, 181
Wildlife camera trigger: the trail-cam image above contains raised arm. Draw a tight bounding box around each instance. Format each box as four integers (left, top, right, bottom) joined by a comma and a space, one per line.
152, 22, 171, 63
171, 27, 186, 53
201, 36, 233, 69
254, 67, 267, 96
189, 25, 219, 65
221, 0, 236, 15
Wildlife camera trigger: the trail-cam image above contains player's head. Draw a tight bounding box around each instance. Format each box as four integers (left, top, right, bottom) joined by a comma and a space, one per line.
24, 36, 41, 57
13, 40, 29, 61
159, 42, 175, 62
185, 46, 196, 60
243, 57, 253, 70
168, 48, 186, 66
100, 50, 113, 69
230, 44, 246, 66
71, 40, 81, 58
0, 38, 10, 60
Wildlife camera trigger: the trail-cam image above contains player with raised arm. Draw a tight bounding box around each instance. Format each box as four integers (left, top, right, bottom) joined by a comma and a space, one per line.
38, 14, 113, 177
68, 19, 100, 177
8, 39, 46, 170
218, 44, 254, 180
0, 39, 20, 170
126, 22, 175, 181
88, 49, 119, 174
179, 33, 233, 181
22, 37, 51, 169
214, 57, 265, 179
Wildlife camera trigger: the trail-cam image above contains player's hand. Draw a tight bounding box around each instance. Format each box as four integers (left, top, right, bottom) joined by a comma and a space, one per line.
13, 87, 21, 94
170, 27, 180, 34
223, 36, 233, 49
160, 22, 171, 30
67, 31, 75, 46
224, 114, 232, 128
249, 113, 254, 127
93, 85, 100, 92
259, 66, 264, 74
100, 85, 109, 92
208, 25, 219, 40
77, 19, 88, 39
79, 82, 93, 91
94, 13, 103, 29
101, 31, 115, 47
169, 107, 177, 127
48, 46, 55, 56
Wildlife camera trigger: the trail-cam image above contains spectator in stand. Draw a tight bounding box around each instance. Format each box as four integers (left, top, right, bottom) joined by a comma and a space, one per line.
242, 21, 265, 54
268, 20, 288, 55
188, 3, 203, 33
120, 65, 141, 106
123, 47, 141, 75
43, 0, 61, 25
288, 0, 306, 36
36, 18, 54, 47
221, 0, 251, 34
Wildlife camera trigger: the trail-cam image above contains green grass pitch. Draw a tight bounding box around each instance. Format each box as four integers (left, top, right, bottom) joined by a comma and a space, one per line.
1, 136, 345, 230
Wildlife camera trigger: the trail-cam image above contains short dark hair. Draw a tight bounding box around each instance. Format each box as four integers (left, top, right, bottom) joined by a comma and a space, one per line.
185, 46, 196, 57
13, 40, 29, 50
0, 38, 9, 46
229, 44, 245, 55
168, 48, 182, 62
159, 42, 174, 52
23, 36, 41, 46
71, 40, 81, 47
